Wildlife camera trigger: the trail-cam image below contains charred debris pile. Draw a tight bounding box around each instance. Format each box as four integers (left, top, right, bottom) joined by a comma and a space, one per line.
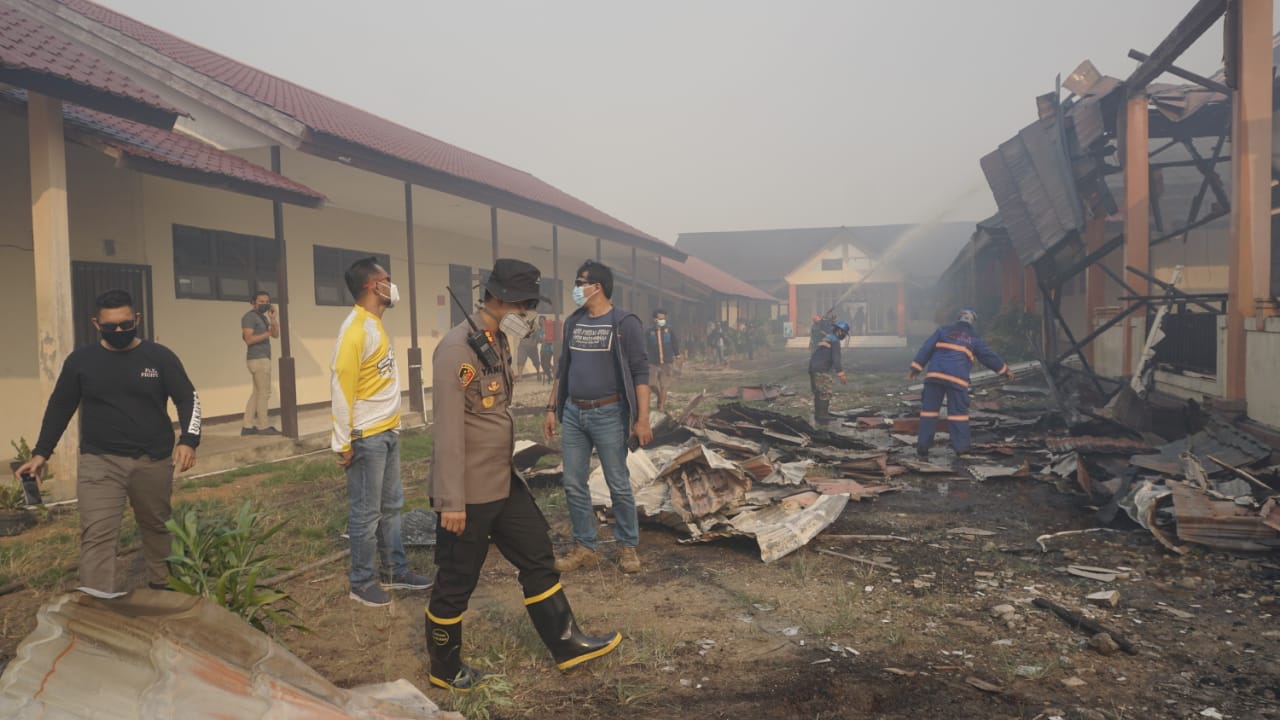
514, 366, 1280, 562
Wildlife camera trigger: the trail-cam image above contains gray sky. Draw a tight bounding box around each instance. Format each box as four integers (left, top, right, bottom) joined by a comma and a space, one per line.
99, 0, 1266, 243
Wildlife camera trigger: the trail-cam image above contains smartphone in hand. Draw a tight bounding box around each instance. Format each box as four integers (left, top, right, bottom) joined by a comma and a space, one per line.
19, 472, 41, 506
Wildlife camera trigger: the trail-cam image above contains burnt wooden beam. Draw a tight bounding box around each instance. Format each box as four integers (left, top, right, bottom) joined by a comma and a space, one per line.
1039, 280, 1106, 395
1126, 0, 1228, 91
1127, 49, 1232, 95
1178, 136, 1231, 210
1124, 265, 1219, 313
1150, 206, 1230, 248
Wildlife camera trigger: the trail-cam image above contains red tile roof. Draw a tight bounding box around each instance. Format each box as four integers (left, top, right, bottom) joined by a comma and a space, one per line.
58, 0, 671, 251
667, 254, 778, 302
1, 87, 324, 205
0, 5, 179, 124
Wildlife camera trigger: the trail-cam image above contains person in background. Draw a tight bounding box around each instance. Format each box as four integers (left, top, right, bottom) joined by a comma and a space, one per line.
330, 257, 432, 608
809, 319, 850, 424
709, 321, 726, 366
240, 290, 280, 436
909, 308, 1015, 460
516, 319, 541, 379
426, 259, 620, 690
544, 260, 651, 575
536, 319, 556, 384
15, 289, 200, 599
645, 309, 680, 413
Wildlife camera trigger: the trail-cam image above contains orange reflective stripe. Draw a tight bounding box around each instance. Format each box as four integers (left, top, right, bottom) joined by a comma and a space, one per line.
926, 372, 970, 388
910, 361, 923, 371
936, 342, 974, 362
920, 411, 940, 418
947, 415, 970, 422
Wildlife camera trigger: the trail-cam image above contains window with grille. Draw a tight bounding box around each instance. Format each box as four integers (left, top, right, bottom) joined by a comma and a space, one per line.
313, 246, 392, 306
172, 224, 278, 301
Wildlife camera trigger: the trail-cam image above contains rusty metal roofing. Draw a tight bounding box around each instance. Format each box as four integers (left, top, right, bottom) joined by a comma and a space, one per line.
0, 88, 325, 206
0, 4, 180, 126
980, 116, 1085, 266
55, 0, 670, 253
1130, 420, 1273, 476
0, 591, 452, 719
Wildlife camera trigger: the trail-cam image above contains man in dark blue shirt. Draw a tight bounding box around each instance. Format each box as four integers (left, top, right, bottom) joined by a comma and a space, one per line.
809, 320, 849, 424
544, 261, 651, 575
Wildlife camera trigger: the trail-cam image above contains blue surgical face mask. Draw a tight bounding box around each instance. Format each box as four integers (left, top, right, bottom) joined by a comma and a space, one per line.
573, 284, 597, 307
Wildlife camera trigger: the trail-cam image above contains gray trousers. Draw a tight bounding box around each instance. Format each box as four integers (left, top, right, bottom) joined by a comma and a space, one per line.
77, 453, 174, 593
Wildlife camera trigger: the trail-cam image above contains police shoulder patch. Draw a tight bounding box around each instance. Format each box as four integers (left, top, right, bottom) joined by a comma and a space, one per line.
458, 363, 477, 388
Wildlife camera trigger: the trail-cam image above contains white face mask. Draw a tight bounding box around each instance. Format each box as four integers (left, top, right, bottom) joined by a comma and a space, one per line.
500, 308, 536, 339
377, 280, 400, 307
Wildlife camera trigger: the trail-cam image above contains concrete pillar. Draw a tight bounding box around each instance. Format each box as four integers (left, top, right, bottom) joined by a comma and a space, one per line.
1227, 0, 1275, 400
1084, 215, 1107, 365
490, 207, 499, 264
788, 283, 798, 334
1123, 93, 1151, 374
896, 282, 906, 337
27, 93, 77, 500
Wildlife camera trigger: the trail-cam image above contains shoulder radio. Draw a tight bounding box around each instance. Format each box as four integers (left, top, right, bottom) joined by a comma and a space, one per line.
446, 287, 502, 371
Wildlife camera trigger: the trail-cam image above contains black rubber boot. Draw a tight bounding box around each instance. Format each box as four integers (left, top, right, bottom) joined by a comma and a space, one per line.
814, 399, 833, 424
525, 584, 621, 671
915, 445, 929, 460
426, 611, 490, 691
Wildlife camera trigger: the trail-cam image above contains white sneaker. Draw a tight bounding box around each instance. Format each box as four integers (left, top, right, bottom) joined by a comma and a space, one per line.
77, 586, 128, 599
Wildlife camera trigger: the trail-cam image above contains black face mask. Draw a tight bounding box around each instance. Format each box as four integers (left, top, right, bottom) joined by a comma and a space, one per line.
101, 328, 136, 349
256, 303, 271, 314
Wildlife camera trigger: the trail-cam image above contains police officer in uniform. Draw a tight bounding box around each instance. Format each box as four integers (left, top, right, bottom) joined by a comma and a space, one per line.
426, 258, 621, 691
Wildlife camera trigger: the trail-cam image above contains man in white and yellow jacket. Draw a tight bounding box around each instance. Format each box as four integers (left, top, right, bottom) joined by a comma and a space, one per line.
331, 256, 431, 607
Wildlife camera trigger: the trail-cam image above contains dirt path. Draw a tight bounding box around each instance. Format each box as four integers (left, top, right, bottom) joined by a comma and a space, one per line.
1, 347, 1277, 719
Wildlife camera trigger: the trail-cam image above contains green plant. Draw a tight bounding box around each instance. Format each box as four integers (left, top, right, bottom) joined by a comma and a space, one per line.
10, 437, 31, 464
448, 674, 514, 720
11, 436, 52, 480
165, 500, 306, 634
0, 484, 26, 510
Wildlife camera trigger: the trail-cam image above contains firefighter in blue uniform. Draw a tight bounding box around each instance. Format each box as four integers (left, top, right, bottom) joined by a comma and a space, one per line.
908, 309, 1015, 458
809, 320, 850, 423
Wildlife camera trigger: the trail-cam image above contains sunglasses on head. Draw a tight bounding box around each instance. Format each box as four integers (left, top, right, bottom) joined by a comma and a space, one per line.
98, 319, 137, 333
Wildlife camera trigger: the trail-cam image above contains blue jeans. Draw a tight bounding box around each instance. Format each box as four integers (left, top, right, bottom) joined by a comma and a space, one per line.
560, 402, 638, 550
345, 431, 408, 589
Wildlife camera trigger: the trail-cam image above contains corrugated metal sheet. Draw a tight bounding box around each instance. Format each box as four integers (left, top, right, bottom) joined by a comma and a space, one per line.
0, 591, 451, 719
981, 119, 1083, 266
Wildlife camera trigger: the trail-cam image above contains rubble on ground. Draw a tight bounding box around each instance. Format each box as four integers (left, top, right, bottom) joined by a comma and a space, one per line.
569, 352, 1278, 563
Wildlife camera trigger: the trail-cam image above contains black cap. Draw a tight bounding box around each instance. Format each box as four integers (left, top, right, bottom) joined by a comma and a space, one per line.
484, 258, 551, 305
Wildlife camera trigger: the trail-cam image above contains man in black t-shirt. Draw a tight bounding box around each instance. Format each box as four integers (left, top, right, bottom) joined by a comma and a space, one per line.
14, 290, 201, 599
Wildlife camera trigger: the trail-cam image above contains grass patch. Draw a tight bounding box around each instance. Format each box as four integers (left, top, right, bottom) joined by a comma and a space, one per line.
400, 429, 434, 463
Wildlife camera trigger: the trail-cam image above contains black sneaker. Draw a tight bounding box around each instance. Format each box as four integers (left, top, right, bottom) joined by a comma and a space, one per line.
240, 427, 258, 436
147, 581, 172, 591
257, 427, 282, 436
381, 570, 433, 591
349, 583, 392, 607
